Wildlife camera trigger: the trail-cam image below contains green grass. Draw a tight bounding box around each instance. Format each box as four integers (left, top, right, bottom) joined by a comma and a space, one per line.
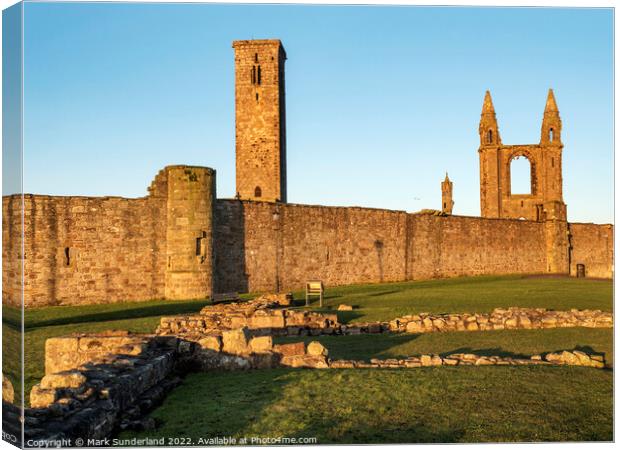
9, 274, 613, 412
119, 367, 613, 443
275, 327, 613, 366
295, 275, 613, 323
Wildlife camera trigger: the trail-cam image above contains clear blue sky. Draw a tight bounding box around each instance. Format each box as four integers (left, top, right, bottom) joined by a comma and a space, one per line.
21, 3, 613, 223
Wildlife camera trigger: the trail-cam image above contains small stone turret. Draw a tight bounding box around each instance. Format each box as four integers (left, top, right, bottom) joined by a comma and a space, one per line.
441, 172, 454, 214
164, 166, 216, 300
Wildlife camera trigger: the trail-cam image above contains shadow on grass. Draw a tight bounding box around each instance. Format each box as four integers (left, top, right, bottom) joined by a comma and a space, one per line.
294, 414, 466, 444
274, 333, 422, 361
23, 300, 213, 329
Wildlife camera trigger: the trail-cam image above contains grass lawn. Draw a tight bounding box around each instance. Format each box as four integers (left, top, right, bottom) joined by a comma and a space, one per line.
4, 274, 613, 417
119, 367, 613, 443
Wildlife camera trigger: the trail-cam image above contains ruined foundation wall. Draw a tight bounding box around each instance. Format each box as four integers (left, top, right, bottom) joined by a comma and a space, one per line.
214, 201, 554, 293
569, 223, 614, 278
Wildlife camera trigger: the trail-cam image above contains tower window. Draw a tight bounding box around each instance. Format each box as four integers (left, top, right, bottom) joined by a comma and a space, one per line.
64, 247, 71, 266
487, 129, 493, 144
551, 157, 555, 168
254, 52, 258, 63
251, 65, 261, 85
255, 186, 262, 198
549, 128, 554, 142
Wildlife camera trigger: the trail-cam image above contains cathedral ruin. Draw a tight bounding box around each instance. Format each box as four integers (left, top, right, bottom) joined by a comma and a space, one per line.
2, 39, 613, 308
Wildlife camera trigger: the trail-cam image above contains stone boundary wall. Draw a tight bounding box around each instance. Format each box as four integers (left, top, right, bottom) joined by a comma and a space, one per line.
2, 191, 168, 308
569, 222, 614, 279
214, 200, 563, 293
3, 170, 613, 308
214, 200, 614, 294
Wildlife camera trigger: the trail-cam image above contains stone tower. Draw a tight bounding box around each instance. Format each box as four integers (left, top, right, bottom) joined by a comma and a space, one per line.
233, 39, 287, 203
163, 166, 216, 300
441, 173, 454, 214
478, 89, 567, 222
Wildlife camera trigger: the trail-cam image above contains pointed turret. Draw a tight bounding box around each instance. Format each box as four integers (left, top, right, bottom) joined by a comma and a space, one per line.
482, 90, 495, 113
479, 90, 501, 146
541, 88, 562, 145
545, 88, 559, 112
441, 172, 454, 215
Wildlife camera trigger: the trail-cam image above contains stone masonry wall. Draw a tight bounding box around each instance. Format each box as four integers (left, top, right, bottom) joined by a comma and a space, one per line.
569, 222, 614, 278
214, 200, 564, 293
3, 173, 613, 308
2, 193, 167, 308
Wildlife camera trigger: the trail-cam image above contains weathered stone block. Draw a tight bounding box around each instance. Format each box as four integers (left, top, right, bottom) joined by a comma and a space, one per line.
406, 321, 423, 333
222, 327, 250, 355
30, 386, 59, 409
273, 342, 306, 357
40, 371, 87, 389
307, 341, 328, 357
249, 336, 273, 353
198, 336, 222, 352
280, 355, 328, 369
2, 375, 14, 403
249, 315, 285, 329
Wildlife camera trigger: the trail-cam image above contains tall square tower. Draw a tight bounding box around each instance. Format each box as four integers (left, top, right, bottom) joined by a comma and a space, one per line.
233, 39, 287, 202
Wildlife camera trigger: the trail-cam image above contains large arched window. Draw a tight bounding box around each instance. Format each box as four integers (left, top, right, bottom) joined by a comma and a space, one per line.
510, 155, 533, 195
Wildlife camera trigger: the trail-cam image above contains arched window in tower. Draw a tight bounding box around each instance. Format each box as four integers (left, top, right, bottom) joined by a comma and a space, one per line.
254, 186, 262, 198
251, 66, 256, 84
549, 128, 554, 142
510, 155, 533, 195
487, 129, 493, 144
257, 65, 261, 85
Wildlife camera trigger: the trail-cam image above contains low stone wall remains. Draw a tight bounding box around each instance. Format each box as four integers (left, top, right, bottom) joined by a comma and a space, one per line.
329, 350, 606, 369
157, 297, 613, 339
389, 307, 613, 333
156, 294, 339, 339
10, 299, 613, 445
